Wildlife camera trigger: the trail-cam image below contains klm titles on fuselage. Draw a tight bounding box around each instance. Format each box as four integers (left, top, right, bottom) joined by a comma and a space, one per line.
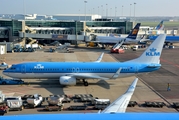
34, 64, 44, 69
146, 48, 160, 56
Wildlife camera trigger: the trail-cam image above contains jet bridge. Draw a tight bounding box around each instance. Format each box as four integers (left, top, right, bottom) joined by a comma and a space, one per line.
19, 27, 75, 39
88, 27, 124, 34
26, 27, 74, 35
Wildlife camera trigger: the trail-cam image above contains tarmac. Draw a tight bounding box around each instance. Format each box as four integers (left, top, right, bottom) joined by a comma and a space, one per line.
0, 45, 179, 115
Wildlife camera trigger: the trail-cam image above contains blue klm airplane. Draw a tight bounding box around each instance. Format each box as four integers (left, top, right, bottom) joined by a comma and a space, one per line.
3, 34, 166, 86
149, 35, 179, 44
1, 78, 179, 119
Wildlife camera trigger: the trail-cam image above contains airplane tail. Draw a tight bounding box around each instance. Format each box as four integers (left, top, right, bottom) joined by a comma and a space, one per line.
126, 23, 141, 39
155, 21, 164, 30
126, 34, 166, 63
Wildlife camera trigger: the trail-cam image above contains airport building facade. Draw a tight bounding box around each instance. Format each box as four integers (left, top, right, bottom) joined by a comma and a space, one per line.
0, 19, 133, 43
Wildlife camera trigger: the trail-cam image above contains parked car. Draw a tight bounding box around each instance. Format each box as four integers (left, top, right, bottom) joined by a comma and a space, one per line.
0, 62, 8, 70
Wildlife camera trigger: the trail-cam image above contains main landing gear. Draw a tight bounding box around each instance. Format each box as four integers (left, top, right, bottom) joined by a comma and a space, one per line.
83, 79, 89, 86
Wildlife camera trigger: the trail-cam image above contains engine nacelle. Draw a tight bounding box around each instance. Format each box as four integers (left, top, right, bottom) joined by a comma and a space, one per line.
59, 76, 76, 85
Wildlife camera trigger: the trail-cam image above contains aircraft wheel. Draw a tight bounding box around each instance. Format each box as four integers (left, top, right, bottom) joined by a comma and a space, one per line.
2, 82, 6, 85
84, 82, 88, 86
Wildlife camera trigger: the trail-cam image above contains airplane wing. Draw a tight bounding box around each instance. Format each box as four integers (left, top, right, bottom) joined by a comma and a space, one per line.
68, 73, 109, 80
66, 68, 122, 80
101, 78, 138, 113
94, 53, 104, 62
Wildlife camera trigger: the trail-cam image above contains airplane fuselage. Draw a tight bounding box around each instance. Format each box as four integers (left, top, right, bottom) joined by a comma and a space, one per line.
3, 62, 160, 79
96, 36, 139, 44
149, 36, 179, 43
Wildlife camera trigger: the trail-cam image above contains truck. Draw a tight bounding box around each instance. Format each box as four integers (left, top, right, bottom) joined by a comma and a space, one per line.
110, 48, 125, 54
5, 96, 24, 111
25, 94, 43, 108
0, 76, 24, 85
132, 45, 138, 51
110, 40, 125, 54
0, 62, 8, 70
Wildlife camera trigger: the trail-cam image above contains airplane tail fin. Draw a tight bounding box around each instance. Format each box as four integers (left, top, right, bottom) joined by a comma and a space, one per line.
126, 23, 141, 39
126, 34, 166, 63
155, 21, 164, 30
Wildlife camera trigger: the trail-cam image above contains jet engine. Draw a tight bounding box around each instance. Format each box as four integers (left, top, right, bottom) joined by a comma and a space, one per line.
59, 76, 76, 85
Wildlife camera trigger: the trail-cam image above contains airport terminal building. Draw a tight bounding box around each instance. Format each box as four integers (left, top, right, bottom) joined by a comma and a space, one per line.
0, 19, 133, 44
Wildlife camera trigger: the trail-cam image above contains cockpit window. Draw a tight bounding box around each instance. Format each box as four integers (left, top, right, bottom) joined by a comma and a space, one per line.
10, 67, 16, 70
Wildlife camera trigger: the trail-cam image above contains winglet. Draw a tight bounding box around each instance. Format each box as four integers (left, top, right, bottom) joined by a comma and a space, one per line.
126, 78, 138, 93
112, 68, 122, 78
94, 52, 104, 62
102, 78, 138, 113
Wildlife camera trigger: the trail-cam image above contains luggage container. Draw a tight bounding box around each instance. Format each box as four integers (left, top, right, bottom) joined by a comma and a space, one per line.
47, 95, 64, 106
6, 96, 24, 111
25, 94, 43, 108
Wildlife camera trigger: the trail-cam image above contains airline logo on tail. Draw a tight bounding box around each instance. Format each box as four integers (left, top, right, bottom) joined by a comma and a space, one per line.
132, 29, 139, 35
146, 48, 160, 56
155, 21, 164, 30
127, 23, 141, 39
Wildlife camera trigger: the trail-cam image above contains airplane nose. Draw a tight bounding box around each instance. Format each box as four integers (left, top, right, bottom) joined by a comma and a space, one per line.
2, 70, 8, 75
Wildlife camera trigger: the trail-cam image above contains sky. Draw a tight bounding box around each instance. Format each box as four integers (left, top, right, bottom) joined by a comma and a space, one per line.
0, 0, 178, 17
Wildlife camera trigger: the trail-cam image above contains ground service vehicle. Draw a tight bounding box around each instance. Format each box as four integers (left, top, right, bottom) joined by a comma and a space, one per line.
132, 45, 138, 51
26, 94, 43, 108
44, 95, 64, 111
5, 96, 24, 111
110, 48, 125, 53
0, 62, 8, 70
0, 76, 24, 85
0, 91, 5, 104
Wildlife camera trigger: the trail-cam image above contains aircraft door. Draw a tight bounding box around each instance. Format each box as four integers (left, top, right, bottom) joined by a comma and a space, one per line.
76, 67, 79, 73
21, 65, 26, 73
72, 67, 79, 73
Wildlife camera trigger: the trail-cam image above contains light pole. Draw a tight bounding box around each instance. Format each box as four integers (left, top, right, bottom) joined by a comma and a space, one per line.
79, 9, 80, 21
98, 6, 100, 15
106, 4, 108, 18
101, 5, 103, 17
23, 0, 26, 20
130, 4, 132, 17
122, 5, 123, 17
115, 7, 117, 21
84, 1, 87, 21
110, 8, 112, 17
134, 2, 136, 17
